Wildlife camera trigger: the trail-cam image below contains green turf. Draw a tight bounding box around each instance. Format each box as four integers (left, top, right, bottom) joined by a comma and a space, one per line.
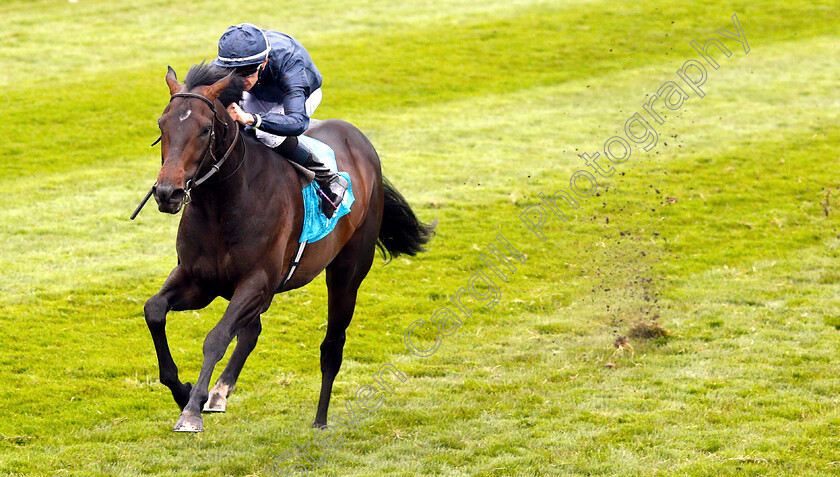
1, 0, 839, 475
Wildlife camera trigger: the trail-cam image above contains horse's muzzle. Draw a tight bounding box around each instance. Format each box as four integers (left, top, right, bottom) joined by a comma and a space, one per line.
154, 184, 186, 214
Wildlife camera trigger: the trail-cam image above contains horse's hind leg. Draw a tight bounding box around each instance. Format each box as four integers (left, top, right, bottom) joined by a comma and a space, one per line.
145, 266, 213, 410
314, 231, 378, 428
204, 316, 263, 413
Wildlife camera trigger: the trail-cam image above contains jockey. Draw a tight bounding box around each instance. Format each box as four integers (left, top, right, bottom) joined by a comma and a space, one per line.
212, 23, 349, 218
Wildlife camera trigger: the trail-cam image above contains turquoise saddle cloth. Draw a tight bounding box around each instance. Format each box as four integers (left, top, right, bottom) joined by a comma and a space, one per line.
297, 135, 354, 243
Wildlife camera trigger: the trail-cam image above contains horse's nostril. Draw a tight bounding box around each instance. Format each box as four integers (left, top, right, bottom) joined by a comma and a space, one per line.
170, 189, 186, 204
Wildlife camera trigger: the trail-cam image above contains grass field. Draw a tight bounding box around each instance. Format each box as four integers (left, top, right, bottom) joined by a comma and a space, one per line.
1, 0, 839, 475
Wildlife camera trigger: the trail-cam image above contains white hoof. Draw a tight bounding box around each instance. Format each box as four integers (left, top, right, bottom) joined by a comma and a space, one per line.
203, 391, 227, 413
173, 412, 204, 433
203, 382, 233, 413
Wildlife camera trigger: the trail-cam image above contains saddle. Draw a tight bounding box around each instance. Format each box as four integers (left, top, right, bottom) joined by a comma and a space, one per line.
289, 135, 354, 243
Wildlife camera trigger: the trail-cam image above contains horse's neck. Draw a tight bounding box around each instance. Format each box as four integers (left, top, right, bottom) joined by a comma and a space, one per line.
191, 135, 300, 216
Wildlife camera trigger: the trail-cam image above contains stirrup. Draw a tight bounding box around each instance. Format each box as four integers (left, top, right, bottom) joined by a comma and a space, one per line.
316, 175, 348, 219
317, 187, 340, 214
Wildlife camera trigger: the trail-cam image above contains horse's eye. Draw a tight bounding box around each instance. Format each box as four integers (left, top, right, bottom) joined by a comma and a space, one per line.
200, 125, 212, 137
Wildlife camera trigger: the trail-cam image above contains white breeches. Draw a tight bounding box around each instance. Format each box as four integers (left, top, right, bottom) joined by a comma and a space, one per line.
240, 88, 322, 148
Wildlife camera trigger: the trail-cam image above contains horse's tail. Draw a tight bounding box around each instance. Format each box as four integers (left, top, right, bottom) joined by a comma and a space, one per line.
377, 177, 436, 261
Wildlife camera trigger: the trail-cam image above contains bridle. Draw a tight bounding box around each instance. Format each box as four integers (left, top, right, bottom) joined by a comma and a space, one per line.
167, 92, 243, 202
133, 92, 243, 219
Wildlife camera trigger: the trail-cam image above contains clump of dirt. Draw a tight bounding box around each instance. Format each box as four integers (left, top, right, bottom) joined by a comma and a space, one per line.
628, 318, 670, 340
613, 335, 631, 349
577, 176, 677, 354
611, 335, 635, 359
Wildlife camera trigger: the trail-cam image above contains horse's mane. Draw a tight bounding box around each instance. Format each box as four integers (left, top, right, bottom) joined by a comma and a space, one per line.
183, 60, 245, 107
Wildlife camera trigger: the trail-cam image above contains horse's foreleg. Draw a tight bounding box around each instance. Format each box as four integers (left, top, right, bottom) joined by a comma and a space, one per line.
145, 267, 213, 410
204, 316, 263, 413
173, 275, 270, 432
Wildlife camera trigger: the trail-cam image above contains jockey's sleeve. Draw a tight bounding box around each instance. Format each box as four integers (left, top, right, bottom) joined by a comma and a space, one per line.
256, 89, 309, 137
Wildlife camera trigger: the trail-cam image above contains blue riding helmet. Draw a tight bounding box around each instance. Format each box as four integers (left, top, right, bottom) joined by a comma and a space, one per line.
211, 23, 271, 68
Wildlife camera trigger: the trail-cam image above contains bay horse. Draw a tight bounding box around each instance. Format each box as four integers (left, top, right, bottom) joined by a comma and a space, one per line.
143, 62, 433, 432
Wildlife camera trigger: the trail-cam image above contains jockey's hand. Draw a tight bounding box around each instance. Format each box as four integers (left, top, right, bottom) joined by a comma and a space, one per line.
226, 103, 255, 126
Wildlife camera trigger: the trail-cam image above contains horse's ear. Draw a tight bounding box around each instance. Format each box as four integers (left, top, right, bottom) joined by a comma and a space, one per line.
204, 72, 233, 102
166, 66, 182, 96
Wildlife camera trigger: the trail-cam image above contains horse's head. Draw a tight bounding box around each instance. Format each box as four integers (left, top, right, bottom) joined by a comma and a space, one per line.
154, 66, 232, 214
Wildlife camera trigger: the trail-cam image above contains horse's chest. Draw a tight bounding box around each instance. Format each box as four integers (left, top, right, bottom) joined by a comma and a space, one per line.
177, 232, 267, 284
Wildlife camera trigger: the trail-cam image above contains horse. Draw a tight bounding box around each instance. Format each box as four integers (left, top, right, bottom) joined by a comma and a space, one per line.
142, 62, 434, 432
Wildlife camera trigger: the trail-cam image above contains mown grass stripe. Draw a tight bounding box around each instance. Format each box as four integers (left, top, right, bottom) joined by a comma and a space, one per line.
2, 1, 836, 182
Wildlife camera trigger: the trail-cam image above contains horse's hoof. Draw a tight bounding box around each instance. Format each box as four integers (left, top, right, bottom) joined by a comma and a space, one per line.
173, 412, 204, 433
203, 391, 227, 413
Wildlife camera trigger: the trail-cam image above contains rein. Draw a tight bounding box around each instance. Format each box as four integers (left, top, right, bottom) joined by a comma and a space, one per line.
131, 92, 243, 220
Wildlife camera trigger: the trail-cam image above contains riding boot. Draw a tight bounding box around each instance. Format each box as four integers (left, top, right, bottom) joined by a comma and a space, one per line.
274, 137, 349, 219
